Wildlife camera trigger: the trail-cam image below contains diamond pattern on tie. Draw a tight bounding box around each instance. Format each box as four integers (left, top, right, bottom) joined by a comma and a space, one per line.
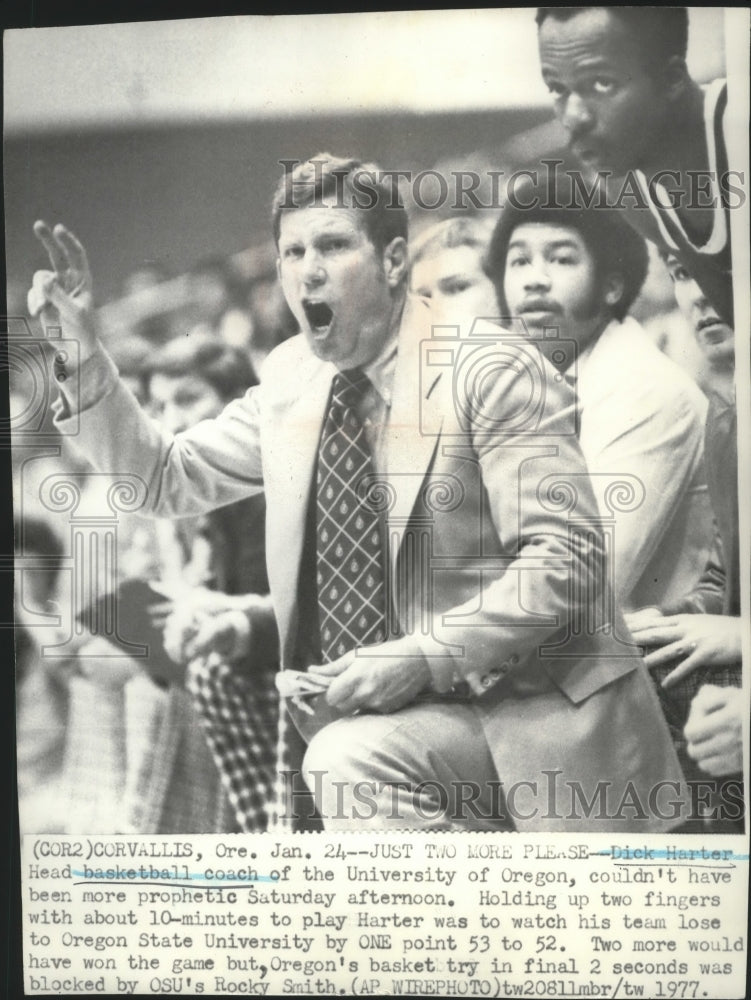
316, 369, 386, 662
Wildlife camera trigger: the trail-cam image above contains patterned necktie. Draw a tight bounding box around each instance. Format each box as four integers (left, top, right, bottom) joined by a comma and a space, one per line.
316, 368, 387, 661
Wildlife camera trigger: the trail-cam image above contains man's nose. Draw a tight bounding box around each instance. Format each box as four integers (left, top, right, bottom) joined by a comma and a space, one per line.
562, 92, 594, 135
302, 250, 326, 287
687, 278, 708, 311
523, 263, 551, 290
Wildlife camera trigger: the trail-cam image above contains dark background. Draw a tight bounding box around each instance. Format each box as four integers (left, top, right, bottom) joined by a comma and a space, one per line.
5, 108, 550, 304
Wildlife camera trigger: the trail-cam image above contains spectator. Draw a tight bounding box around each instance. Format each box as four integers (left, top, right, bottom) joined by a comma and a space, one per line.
626, 252, 742, 829
15, 517, 141, 834
410, 217, 498, 327
487, 175, 713, 613
121, 259, 176, 345
135, 333, 281, 832
15, 518, 71, 833
184, 256, 255, 360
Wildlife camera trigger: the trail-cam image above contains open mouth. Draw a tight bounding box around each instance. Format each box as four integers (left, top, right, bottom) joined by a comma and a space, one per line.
303, 300, 334, 332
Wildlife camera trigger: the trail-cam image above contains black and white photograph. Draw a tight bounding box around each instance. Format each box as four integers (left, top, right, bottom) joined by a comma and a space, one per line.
5, 6, 750, 997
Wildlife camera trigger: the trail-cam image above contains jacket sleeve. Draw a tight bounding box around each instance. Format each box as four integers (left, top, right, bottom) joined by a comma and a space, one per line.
662, 529, 727, 616
578, 376, 707, 609
419, 340, 614, 697
52, 343, 265, 518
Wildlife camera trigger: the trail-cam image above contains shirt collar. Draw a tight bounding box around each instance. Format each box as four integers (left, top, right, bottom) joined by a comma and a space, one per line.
566, 317, 621, 378
363, 333, 398, 408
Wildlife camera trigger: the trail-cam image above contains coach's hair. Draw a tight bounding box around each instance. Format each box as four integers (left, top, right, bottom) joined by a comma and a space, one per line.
145, 332, 257, 401
409, 216, 496, 272
535, 7, 689, 69
271, 153, 409, 253
486, 174, 649, 321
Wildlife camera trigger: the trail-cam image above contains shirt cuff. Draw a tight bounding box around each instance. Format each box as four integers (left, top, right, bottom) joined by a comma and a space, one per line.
52, 342, 119, 423
416, 632, 459, 693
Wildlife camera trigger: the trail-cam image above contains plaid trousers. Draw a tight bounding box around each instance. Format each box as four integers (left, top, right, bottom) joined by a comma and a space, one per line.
649, 659, 742, 777
186, 652, 302, 831
649, 658, 744, 831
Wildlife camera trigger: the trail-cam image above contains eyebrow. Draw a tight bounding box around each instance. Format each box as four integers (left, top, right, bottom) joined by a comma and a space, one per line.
542, 57, 616, 77
508, 238, 581, 251
278, 219, 357, 244
437, 271, 471, 282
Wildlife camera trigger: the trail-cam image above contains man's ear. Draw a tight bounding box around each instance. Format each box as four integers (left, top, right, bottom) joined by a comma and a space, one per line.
603, 273, 625, 310
382, 237, 409, 289
663, 55, 692, 103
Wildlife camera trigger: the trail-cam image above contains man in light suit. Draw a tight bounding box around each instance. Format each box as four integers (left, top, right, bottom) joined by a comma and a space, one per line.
30, 154, 690, 832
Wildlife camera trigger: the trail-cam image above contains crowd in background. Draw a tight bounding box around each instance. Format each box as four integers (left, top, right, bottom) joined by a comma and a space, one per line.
13, 234, 296, 833
13, 138, 741, 834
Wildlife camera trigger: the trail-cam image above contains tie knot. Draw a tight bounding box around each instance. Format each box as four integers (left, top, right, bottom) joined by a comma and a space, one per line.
332, 368, 371, 408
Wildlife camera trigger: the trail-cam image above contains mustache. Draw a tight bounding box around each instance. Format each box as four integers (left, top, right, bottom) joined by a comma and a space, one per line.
569, 135, 603, 159
518, 298, 560, 313
696, 315, 723, 330
568, 123, 597, 142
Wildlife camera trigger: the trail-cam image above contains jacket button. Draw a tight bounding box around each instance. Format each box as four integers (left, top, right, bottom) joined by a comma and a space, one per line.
489, 666, 501, 679
509, 653, 519, 665
481, 675, 492, 688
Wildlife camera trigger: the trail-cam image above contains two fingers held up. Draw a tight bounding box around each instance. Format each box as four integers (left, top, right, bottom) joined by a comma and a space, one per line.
28, 221, 97, 363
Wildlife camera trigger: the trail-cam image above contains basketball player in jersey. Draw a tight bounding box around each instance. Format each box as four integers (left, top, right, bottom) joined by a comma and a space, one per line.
537, 6, 736, 326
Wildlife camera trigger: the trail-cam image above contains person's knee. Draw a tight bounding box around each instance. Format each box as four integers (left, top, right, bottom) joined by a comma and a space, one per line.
302, 715, 394, 791
303, 719, 360, 786
303, 724, 335, 785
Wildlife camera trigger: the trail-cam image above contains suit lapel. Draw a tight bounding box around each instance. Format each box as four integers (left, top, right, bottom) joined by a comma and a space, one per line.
266, 355, 334, 641
385, 296, 444, 564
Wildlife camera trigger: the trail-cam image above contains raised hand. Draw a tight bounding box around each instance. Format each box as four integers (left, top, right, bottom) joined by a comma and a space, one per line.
28, 221, 97, 364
